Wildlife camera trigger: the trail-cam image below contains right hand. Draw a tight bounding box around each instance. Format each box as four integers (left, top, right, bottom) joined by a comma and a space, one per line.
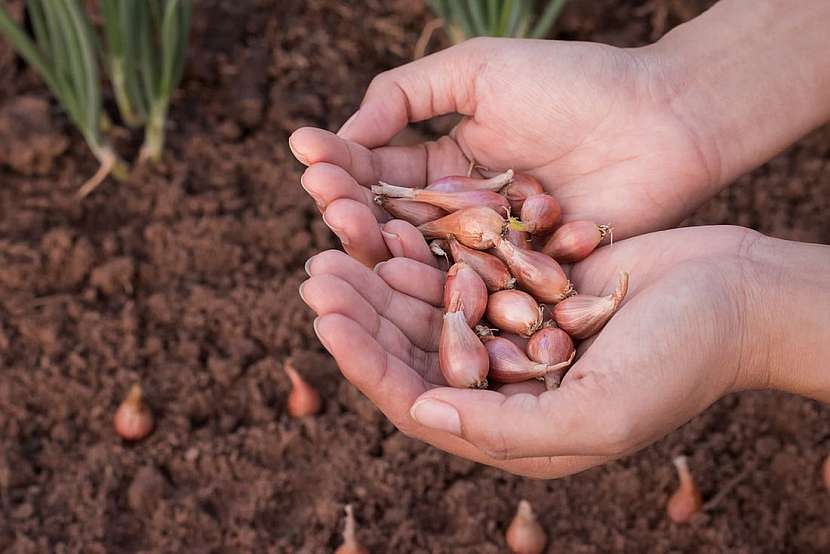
289, 37, 722, 267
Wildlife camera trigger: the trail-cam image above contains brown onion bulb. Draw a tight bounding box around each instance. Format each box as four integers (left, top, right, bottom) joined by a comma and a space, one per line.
486, 290, 544, 337
335, 504, 369, 554
419, 206, 506, 250
427, 169, 514, 193
285, 361, 322, 417
375, 196, 447, 226
518, 193, 561, 234
483, 336, 571, 383
114, 384, 154, 441
504, 227, 531, 249
373, 182, 509, 215
440, 293, 489, 388
502, 173, 544, 214
506, 500, 547, 554
527, 326, 575, 389
493, 238, 572, 304
667, 456, 703, 524
444, 261, 488, 327
553, 272, 628, 339
542, 220, 612, 262
448, 237, 515, 292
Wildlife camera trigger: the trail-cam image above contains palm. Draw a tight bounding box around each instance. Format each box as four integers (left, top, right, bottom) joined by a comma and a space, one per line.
301, 225, 760, 478
289, 38, 713, 268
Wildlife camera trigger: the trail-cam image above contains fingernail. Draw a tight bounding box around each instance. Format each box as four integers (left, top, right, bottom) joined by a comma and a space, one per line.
380, 226, 403, 257
337, 110, 360, 137
288, 134, 309, 165
312, 317, 331, 351
304, 256, 316, 276
300, 172, 326, 210
322, 212, 350, 247
410, 399, 461, 436
298, 281, 308, 303
373, 260, 386, 273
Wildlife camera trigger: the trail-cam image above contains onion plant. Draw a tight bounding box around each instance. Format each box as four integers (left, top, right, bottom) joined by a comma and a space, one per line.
427, 0, 568, 42
0, 0, 128, 195
0, 0, 191, 196
101, 0, 191, 163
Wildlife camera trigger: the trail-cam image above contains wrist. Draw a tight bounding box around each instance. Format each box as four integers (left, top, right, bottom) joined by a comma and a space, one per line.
643, 0, 830, 189
734, 234, 830, 402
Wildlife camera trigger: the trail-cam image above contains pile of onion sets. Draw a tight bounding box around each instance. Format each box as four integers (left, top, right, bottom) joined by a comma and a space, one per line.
372, 169, 628, 390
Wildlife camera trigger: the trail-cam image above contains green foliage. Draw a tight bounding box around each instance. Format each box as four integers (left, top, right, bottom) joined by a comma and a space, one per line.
0, 0, 192, 195
427, 0, 568, 41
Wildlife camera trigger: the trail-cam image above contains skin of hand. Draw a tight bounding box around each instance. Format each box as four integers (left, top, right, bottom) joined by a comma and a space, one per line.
287, 0, 830, 269
300, 225, 830, 478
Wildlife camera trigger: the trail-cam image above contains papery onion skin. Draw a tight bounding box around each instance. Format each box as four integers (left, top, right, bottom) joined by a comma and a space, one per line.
448, 237, 515, 292
493, 238, 572, 304
553, 272, 629, 339
503, 173, 544, 214
443, 261, 488, 327
376, 196, 447, 226
542, 220, 612, 262
427, 169, 514, 193
486, 289, 544, 337
419, 206, 506, 250
519, 193, 561, 234
439, 293, 490, 388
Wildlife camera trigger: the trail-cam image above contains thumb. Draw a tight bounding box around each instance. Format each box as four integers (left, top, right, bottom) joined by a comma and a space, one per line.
338, 39, 487, 147
408, 369, 645, 461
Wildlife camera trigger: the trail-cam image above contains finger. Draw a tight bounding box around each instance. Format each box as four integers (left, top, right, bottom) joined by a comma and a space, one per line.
336, 41, 482, 147
306, 250, 443, 351
300, 275, 442, 382
380, 219, 437, 267
291, 127, 474, 188
322, 199, 390, 267
314, 314, 607, 479
302, 163, 388, 220
374, 257, 446, 307
497, 380, 546, 396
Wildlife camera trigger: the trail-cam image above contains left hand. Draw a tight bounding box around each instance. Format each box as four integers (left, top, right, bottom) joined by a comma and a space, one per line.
299, 225, 785, 478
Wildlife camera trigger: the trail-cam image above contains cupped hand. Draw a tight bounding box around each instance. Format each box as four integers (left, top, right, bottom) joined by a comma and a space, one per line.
289, 37, 722, 268
299, 225, 772, 478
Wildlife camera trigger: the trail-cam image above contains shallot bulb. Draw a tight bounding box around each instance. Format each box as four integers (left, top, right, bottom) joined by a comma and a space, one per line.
517, 193, 561, 234
335, 504, 369, 554
502, 172, 544, 214
114, 384, 154, 441
285, 361, 322, 417
427, 169, 514, 193
439, 293, 489, 388
667, 456, 703, 524
553, 272, 629, 339
485, 290, 543, 337
375, 196, 447, 226
506, 500, 547, 554
542, 220, 612, 262
504, 227, 531, 249
493, 238, 572, 304
419, 206, 506, 250
444, 261, 488, 327
373, 182, 509, 215
527, 326, 575, 389
483, 336, 572, 383
448, 237, 515, 292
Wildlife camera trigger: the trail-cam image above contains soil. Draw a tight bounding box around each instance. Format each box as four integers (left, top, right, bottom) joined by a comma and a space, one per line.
1, 0, 828, 552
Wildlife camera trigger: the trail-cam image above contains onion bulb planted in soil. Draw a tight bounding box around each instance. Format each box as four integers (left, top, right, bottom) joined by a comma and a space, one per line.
506, 499, 547, 554
335, 504, 369, 554
667, 455, 703, 524
114, 384, 154, 441
284, 360, 322, 418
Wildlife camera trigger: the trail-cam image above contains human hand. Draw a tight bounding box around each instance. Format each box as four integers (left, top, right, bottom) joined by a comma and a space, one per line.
300, 225, 830, 478
288, 37, 721, 268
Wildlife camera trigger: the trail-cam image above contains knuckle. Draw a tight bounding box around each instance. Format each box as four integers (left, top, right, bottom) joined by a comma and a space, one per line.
473, 427, 514, 460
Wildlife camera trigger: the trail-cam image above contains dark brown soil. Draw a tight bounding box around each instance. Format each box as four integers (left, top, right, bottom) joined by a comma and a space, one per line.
1, 1, 828, 552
